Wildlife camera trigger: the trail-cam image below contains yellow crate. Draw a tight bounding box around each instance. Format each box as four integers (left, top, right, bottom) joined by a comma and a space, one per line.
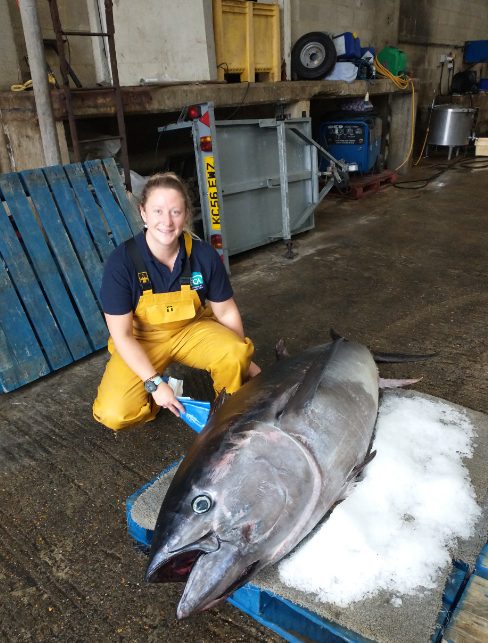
213, 0, 281, 82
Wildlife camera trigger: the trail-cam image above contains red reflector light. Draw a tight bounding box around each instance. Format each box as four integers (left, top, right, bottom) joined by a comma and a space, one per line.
200, 136, 212, 152
188, 105, 202, 119
211, 234, 222, 249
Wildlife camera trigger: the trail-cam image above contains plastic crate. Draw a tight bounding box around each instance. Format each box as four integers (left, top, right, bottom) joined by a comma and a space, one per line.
213, 0, 281, 82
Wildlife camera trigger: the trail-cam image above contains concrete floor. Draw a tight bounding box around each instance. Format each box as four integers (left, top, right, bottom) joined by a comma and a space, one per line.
1, 155, 488, 642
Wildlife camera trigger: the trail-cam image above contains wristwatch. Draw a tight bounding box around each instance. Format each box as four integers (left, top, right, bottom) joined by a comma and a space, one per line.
144, 375, 163, 393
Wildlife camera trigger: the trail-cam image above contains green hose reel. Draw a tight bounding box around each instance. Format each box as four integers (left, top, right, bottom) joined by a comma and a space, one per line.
377, 46, 407, 76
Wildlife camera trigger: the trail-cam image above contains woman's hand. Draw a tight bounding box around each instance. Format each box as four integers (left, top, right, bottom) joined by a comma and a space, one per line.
247, 361, 261, 379
152, 381, 186, 418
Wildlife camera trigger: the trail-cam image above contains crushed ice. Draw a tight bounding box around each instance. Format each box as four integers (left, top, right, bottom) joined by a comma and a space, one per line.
278, 394, 480, 607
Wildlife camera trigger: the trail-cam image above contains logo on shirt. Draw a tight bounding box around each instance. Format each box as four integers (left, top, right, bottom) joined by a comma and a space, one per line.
167, 305, 174, 312
190, 272, 204, 290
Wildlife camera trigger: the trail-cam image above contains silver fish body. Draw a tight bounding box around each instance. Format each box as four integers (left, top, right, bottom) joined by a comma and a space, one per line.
145, 339, 379, 618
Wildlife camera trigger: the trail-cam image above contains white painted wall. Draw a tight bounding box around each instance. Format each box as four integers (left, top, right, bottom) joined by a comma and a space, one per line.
0, 0, 21, 89
112, 0, 218, 86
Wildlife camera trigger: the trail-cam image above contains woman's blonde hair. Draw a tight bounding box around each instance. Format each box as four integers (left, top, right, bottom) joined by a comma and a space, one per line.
139, 172, 197, 238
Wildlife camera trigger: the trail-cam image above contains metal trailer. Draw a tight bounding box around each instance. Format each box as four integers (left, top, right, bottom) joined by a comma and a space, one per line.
159, 102, 355, 272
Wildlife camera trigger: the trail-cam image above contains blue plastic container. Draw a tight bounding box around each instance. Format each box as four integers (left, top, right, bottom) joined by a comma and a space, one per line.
319, 119, 382, 173
479, 78, 488, 91
361, 46, 375, 59
333, 32, 361, 60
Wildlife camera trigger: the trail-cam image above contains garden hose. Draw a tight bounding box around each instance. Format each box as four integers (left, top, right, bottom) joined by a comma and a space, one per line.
374, 56, 415, 171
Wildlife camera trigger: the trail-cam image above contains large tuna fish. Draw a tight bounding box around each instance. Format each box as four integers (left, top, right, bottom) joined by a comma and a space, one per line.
145, 334, 432, 618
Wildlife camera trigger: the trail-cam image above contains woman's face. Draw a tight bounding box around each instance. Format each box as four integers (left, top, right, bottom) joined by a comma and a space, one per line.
140, 187, 188, 251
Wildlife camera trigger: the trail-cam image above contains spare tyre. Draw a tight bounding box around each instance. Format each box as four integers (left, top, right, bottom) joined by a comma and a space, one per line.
291, 32, 336, 80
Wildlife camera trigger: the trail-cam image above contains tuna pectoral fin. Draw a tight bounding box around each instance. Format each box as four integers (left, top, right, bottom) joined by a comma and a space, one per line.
346, 450, 377, 483
379, 377, 422, 388
337, 450, 377, 501
280, 338, 344, 418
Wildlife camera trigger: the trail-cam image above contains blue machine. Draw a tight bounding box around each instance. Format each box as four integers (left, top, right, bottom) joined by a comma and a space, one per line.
318, 117, 382, 173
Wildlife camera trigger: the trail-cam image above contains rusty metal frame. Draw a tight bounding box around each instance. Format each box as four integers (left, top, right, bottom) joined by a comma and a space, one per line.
47, 0, 131, 191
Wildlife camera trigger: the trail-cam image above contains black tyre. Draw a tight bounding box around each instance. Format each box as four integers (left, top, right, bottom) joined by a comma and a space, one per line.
374, 153, 384, 174
291, 32, 337, 80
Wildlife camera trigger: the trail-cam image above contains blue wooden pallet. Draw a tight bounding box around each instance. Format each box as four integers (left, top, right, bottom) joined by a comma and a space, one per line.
126, 470, 471, 643
0, 158, 142, 393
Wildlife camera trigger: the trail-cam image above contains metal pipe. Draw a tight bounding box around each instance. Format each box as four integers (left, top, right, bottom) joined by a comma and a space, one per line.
17, 0, 62, 166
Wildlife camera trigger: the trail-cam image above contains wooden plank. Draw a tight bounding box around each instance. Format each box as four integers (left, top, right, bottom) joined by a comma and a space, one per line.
0, 258, 49, 388
64, 163, 115, 263
103, 158, 143, 236
43, 165, 105, 307
0, 323, 21, 393
0, 199, 72, 371
0, 173, 91, 360
21, 169, 108, 351
457, 575, 488, 621
84, 160, 132, 246
443, 575, 488, 643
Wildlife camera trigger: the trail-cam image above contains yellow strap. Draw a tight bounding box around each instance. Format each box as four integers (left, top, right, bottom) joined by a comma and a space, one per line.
184, 232, 192, 258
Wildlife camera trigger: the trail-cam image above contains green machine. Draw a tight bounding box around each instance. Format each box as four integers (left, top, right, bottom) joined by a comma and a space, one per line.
377, 46, 407, 76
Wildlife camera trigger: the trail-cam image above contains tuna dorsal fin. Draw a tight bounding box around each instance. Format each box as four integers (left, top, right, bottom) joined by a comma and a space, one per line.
279, 338, 344, 419
209, 388, 231, 417
276, 338, 291, 361
372, 351, 437, 363
330, 328, 345, 341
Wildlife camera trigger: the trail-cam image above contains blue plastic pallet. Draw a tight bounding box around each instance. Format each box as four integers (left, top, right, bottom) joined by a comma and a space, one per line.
127, 472, 471, 643
0, 158, 142, 393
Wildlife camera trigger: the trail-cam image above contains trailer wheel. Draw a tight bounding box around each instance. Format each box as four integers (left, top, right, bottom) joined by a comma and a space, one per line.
291, 32, 336, 80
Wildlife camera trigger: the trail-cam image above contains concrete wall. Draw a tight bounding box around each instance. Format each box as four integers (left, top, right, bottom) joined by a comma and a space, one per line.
112, 0, 218, 86
6, 0, 98, 88
289, 0, 488, 104
398, 0, 488, 104
0, 0, 21, 90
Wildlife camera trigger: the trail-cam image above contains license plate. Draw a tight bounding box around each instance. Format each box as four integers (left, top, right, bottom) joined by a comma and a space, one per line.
204, 156, 220, 230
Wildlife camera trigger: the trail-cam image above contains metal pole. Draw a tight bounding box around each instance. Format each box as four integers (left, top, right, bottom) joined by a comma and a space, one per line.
18, 0, 62, 166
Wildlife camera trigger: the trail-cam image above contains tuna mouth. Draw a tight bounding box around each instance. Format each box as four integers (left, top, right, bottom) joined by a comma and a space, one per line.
214, 559, 261, 600
145, 531, 220, 584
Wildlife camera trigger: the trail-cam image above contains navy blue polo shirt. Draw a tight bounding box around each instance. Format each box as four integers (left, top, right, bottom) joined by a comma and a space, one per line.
100, 232, 233, 315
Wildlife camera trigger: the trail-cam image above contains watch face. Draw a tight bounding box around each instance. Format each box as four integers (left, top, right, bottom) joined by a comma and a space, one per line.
145, 380, 157, 393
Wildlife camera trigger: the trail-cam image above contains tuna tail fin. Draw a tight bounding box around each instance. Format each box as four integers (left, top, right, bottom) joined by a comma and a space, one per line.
372, 351, 437, 363
280, 338, 344, 419
209, 388, 231, 417
276, 338, 291, 361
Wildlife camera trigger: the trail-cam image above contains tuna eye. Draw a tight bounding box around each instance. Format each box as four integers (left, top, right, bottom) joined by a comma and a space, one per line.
192, 495, 211, 514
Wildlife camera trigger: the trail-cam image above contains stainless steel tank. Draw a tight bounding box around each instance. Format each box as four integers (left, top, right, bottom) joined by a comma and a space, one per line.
427, 104, 476, 146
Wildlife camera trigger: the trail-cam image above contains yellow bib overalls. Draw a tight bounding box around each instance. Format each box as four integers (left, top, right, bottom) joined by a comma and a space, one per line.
93, 233, 254, 431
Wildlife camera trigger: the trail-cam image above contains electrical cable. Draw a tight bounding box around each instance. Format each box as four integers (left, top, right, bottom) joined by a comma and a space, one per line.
374, 56, 414, 172
224, 81, 250, 120
393, 155, 488, 189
